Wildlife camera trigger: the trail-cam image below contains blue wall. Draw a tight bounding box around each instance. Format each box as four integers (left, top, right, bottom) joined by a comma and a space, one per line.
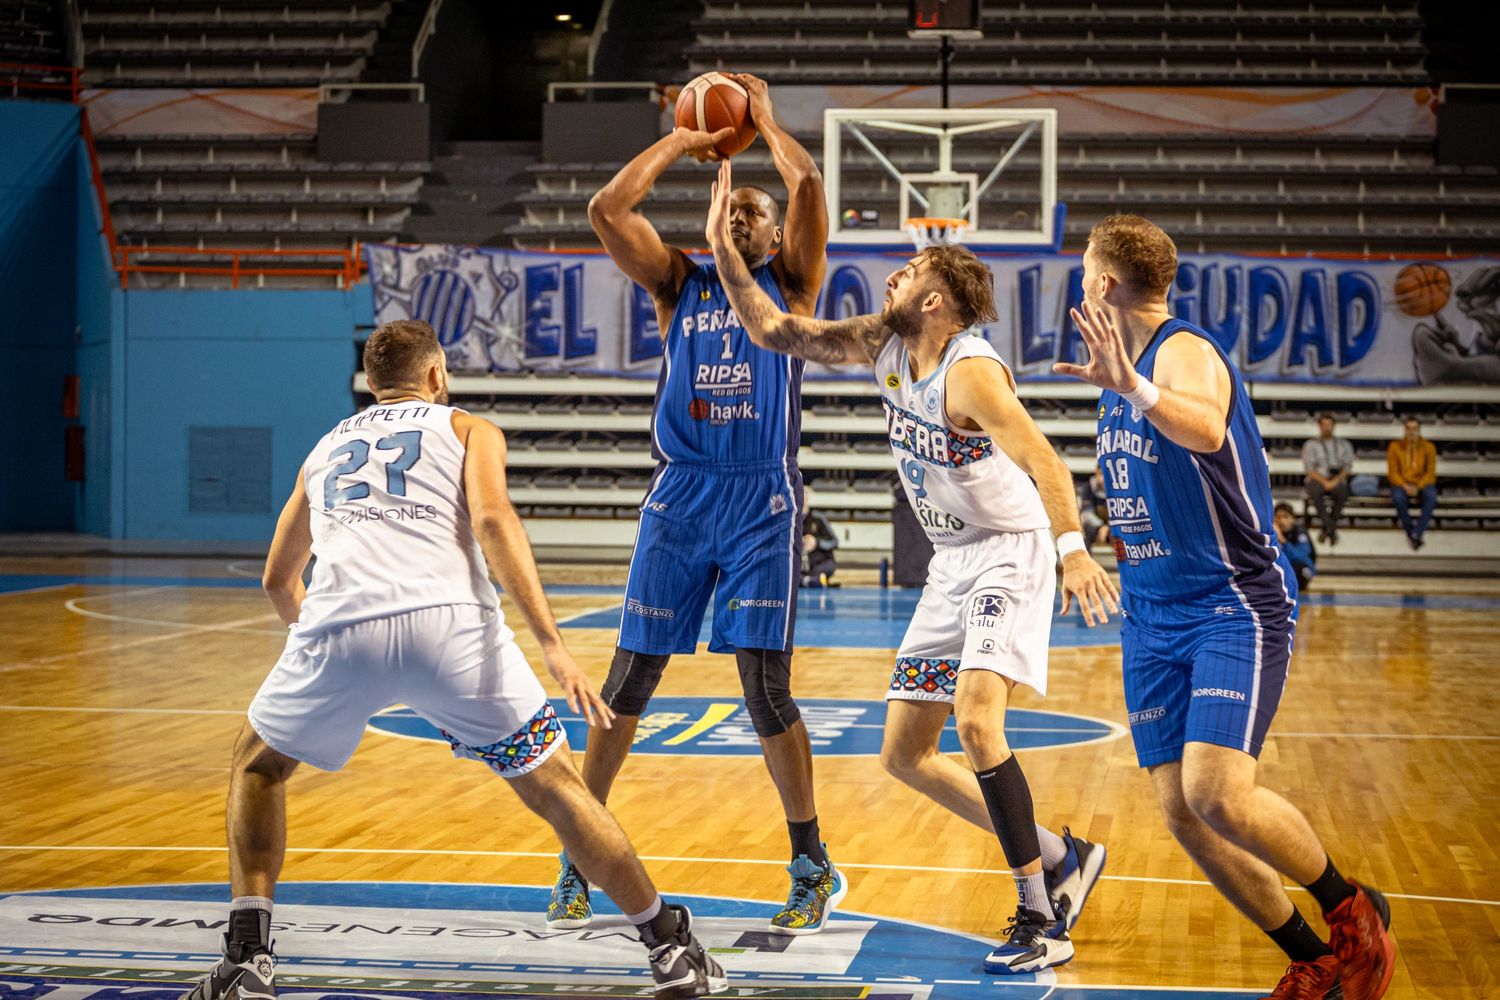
1, 98, 374, 543
0, 102, 83, 531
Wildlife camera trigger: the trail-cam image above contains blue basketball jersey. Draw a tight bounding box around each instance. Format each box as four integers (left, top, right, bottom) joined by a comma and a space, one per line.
1096, 318, 1297, 614
651, 261, 804, 466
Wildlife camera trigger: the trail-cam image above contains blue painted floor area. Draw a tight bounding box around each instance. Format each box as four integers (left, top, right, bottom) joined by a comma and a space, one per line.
0, 882, 1256, 999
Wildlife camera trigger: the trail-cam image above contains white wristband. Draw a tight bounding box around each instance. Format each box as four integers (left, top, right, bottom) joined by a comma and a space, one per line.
1123, 376, 1160, 412
1056, 531, 1086, 558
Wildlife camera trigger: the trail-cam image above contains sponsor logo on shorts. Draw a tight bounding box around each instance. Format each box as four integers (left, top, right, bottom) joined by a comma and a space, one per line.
977, 638, 996, 654
727, 597, 785, 611
967, 593, 1009, 629
1213, 605, 1237, 615
770, 494, 788, 514
644, 500, 668, 513
1128, 706, 1167, 725
1192, 686, 1247, 701
625, 598, 675, 620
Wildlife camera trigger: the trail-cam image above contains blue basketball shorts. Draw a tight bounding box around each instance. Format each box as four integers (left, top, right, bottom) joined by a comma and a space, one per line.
1121, 592, 1296, 768
618, 462, 802, 655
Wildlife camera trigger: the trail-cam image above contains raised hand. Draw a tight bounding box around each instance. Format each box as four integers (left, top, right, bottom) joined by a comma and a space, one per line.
730, 72, 773, 127
705, 158, 733, 247
1055, 300, 1141, 394
674, 125, 737, 163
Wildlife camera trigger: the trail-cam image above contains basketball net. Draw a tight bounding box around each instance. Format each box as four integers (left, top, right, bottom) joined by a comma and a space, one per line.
904, 216, 969, 251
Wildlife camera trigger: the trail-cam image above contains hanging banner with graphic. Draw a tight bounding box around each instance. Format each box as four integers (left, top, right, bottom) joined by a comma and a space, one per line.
365, 243, 1500, 386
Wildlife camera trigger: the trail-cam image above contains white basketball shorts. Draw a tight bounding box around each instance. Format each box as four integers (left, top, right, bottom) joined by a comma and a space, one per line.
248, 603, 565, 776
888, 527, 1056, 703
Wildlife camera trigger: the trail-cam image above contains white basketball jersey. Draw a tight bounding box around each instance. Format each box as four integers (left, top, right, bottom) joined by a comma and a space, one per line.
295, 400, 505, 635
875, 333, 1050, 546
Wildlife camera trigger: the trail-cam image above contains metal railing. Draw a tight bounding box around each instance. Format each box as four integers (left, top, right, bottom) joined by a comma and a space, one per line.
319, 81, 425, 103
412, 0, 445, 79
1, 61, 81, 100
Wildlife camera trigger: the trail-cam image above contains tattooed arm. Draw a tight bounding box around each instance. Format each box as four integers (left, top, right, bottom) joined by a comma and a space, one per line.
706, 159, 891, 365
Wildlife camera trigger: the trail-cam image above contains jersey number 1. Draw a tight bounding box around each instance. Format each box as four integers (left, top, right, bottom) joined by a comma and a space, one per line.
324, 430, 423, 509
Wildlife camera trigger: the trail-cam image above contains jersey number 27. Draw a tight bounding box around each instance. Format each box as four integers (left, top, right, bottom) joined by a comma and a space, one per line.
324, 430, 423, 509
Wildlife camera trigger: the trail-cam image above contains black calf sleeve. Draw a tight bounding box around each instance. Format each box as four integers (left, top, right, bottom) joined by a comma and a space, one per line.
734, 647, 800, 737
974, 754, 1043, 869
600, 646, 670, 716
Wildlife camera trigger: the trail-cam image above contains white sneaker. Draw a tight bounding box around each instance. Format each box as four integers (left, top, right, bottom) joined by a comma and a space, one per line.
1046, 826, 1106, 933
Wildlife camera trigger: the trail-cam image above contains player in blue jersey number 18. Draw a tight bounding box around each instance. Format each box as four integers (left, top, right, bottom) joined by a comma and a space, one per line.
1056, 215, 1397, 1000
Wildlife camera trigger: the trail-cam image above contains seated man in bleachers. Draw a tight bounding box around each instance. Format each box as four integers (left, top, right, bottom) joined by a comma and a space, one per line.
1387, 416, 1438, 550
1076, 467, 1110, 550
801, 504, 839, 587
1274, 502, 1317, 593
1301, 412, 1353, 545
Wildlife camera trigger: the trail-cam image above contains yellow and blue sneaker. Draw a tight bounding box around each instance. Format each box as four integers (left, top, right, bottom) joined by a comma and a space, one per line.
546, 851, 593, 929
769, 851, 848, 936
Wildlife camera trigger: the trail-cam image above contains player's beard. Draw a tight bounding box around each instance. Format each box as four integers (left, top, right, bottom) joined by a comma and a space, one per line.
882, 298, 922, 342
434, 379, 450, 406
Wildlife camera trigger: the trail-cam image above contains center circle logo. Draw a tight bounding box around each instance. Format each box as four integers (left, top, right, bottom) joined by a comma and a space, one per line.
368, 696, 1123, 756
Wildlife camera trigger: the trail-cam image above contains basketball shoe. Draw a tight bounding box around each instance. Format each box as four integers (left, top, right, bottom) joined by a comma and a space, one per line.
546, 851, 593, 929
1045, 827, 1107, 933
1326, 882, 1395, 1000
1260, 957, 1344, 999
184, 935, 275, 1000
642, 904, 728, 999
769, 852, 848, 935
984, 907, 1074, 974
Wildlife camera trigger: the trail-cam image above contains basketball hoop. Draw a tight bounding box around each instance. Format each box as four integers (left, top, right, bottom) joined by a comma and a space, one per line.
905, 217, 969, 250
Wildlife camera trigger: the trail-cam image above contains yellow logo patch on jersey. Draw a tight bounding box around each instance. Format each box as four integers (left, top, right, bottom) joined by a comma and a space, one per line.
700, 289, 712, 300
1099, 403, 1106, 418
885, 373, 901, 389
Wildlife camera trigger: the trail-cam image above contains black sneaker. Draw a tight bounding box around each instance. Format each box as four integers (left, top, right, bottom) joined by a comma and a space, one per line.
1045, 826, 1107, 934
642, 904, 728, 998
983, 907, 1074, 975
184, 935, 275, 1000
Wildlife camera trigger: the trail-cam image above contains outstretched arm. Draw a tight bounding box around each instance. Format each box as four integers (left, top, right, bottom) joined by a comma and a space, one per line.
733, 74, 827, 311
946, 358, 1120, 626
262, 470, 313, 626
1056, 301, 1232, 453
454, 412, 614, 728
706, 159, 889, 365
588, 127, 733, 304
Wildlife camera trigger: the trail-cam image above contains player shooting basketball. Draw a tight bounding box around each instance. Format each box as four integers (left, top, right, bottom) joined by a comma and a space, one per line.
546, 74, 847, 937
703, 157, 1118, 975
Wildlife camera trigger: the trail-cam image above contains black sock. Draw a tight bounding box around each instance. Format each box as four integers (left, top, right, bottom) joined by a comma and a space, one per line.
1266, 908, 1333, 963
1302, 856, 1357, 915
788, 817, 827, 866
974, 755, 1042, 869
226, 908, 269, 960
637, 904, 679, 946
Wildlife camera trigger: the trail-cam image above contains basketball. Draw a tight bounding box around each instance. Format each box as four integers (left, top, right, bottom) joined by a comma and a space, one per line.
1394, 262, 1451, 317
674, 71, 757, 159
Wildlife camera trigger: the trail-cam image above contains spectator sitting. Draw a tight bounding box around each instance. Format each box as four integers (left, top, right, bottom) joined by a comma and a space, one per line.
1301, 412, 1354, 545
1387, 415, 1438, 550
1077, 468, 1111, 549
801, 505, 839, 587
1274, 502, 1317, 593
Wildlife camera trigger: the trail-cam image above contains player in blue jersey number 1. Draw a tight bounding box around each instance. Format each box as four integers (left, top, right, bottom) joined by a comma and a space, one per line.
704, 158, 1119, 976
549, 74, 847, 937
1056, 215, 1397, 1000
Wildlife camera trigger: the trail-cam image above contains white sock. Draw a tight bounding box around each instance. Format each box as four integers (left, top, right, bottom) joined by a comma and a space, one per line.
1015, 871, 1054, 919
1036, 825, 1069, 870
625, 895, 663, 927
231, 895, 273, 915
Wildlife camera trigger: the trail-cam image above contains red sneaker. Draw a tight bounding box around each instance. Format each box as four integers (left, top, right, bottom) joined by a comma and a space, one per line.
1326, 881, 1395, 1000
1260, 956, 1343, 999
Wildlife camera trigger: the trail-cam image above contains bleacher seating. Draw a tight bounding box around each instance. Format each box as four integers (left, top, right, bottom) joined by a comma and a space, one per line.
689, 1, 1426, 85
506, 130, 1500, 255
354, 371, 1500, 558
78, 0, 392, 87
0, 0, 64, 68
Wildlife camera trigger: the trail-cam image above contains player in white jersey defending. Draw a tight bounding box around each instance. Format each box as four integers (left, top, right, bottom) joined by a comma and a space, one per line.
185, 320, 726, 1000
702, 160, 1118, 974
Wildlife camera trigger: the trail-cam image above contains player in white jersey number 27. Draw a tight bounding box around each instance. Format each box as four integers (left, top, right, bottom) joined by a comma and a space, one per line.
184, 320, 727, 1000
704, 160, 1118, 975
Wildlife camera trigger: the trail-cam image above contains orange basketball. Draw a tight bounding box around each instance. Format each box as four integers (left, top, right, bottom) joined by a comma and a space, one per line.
673, 72, 757, 159
1394, 262, 1452, 317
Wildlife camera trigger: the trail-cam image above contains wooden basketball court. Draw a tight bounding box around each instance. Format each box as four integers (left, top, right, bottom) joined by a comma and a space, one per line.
1, 556, 1496, 999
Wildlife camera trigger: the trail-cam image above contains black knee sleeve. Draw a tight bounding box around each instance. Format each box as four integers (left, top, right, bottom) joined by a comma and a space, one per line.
600, 646, 670, 716
734, 647, 800, 738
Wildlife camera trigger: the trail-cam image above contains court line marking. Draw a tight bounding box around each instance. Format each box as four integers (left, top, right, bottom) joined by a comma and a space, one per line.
0, 844, 1492, 908
0, 705, 244, 716
0, 584, 76, 597
225, 561, 263, 579
63, 588, 285, 637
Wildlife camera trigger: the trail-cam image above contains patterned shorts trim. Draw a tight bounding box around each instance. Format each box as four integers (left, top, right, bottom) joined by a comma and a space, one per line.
442, 701, 566, 778
888, 656, 960, 700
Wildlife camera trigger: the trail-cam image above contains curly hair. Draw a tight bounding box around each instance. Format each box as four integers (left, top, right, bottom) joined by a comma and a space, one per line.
1088, 215, 1178, 299
919, 244, 998, 328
